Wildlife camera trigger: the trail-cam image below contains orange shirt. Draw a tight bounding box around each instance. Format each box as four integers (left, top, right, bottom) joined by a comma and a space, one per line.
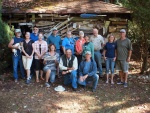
75, 38, 85, 54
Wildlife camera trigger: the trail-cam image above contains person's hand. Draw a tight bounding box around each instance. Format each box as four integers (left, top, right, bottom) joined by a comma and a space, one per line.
79, 76, 84, 82
29, 55, 33, 59
38, 54, 41, 59
104, 57, 107, 61
127, 57, 130, 62
43, 60, 47, 65
62, 71, 67, 75
83, 74, 88, 81
113, 57, 116, 61
55, 60, 58, 65
67, 67, 74, 70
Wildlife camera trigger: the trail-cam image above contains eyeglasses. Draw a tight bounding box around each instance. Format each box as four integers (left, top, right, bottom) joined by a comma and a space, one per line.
34, 29, 38, 30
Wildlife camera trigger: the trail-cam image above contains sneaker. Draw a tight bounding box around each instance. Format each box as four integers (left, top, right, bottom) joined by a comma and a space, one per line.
106, 81, 109, 84
117, 82, 124, 85
72, 88, 77, 91
124, 82, 128, 87
45, 82, 50, 88
111, 82, 114, 85
92, 89, 96, 92
26, 79, 31, 84
14, 79, 18, 82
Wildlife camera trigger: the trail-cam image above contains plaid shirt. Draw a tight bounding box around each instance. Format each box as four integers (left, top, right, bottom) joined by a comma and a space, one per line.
34, 40, 48, 59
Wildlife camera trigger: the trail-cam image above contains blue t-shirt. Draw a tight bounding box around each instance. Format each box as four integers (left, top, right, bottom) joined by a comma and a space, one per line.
104, 42, 116, 58
13, 37, 24, 56
47, 34, 61, 50
30, 33, 38, 42
83, 61, 91, 75
62, 37, 75, 54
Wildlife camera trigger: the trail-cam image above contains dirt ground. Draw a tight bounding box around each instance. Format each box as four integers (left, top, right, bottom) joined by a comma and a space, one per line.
0, 67, 150, 113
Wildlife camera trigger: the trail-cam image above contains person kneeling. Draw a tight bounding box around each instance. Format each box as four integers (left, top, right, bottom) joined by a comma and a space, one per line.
59, 49, 78, 91
78, 51, 99, 92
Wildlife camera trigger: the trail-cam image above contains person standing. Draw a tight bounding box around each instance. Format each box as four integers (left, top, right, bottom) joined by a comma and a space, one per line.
21, 32, 34, 84
30, 26, 39, 42
75, 31, 85, 66
8, 29, 25, 82
59, 49, 78, 91
47, 28, 61, 54
82, 35, 94, 59
103, 35, 116, 84
116, 29, 133, 87
78, 51, 99, 92
34, 33, 48, 82
90, 28, 105, 77
62, 31, 75, 54
43, 44, 59, 87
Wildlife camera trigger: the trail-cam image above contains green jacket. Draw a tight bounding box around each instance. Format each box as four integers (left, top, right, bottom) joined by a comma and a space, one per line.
82, 42, 94, 59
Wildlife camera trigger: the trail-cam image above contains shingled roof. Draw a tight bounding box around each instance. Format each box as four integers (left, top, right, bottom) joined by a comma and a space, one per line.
2, 0, 131, 14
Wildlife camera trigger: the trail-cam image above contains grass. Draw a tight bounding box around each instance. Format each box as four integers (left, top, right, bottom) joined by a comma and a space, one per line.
0, 72, 150, 113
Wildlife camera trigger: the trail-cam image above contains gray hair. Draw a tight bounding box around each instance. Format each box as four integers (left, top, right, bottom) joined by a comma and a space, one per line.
79, 31, 84, 36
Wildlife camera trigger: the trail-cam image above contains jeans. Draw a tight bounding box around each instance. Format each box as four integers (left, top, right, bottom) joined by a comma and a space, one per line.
63, 70, 77, 89
49, 70, 56, 83
12, 55, 25, 80
94, 51, 103, 75
78, 74, 99, 89
105, 58, 115, 74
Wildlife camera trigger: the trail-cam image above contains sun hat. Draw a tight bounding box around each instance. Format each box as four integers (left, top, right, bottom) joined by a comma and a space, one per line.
52, 28, 57, 31
54, 85, 65, 92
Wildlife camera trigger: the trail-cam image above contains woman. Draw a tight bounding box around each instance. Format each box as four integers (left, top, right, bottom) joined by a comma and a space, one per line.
43, 44, 59, 87
75, 31, 85, 66
82, 36, 94, 59
34, 33, 48, 82
103, 35, 116, 84
22, 32, 34, 84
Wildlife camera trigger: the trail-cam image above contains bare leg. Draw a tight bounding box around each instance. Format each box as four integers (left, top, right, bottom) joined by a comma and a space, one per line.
111, 74, 114, 84
26, 69, 30, 79
124, 72, 128, 83
40, 70, 44, 80
106, 74, 109, 83
46, 69, 51, 82
119, 71, 124, 82
35, 70, 39, 82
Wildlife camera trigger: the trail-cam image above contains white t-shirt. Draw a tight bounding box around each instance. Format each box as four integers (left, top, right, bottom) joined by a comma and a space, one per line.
90, 35, 104, 50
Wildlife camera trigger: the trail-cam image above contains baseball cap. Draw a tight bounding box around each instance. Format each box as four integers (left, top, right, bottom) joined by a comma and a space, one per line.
120, 29, 126, 33
52, 28, 57, 31
15, 29, 21, 33
85, 51, 91, 55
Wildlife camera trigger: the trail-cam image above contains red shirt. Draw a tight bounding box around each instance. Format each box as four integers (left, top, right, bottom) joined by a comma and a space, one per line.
75, 38, 85, 54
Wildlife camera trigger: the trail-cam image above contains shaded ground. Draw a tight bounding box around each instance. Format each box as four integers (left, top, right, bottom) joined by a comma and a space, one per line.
0, 71, 150, 113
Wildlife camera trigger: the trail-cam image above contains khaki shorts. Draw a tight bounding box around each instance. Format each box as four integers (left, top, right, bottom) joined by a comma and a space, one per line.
22, 55, 33, 70
116, 60, 129, 73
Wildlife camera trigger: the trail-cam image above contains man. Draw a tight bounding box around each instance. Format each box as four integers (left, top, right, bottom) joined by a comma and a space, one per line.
116, 29, 133, 87
62, 31, 75, 54
90, 28, 105, 77
59, 49, 78, 91
78, 51, 99, 92
8, 29, 25, 82
30, 26, 39, 42
47, 28, 61, 54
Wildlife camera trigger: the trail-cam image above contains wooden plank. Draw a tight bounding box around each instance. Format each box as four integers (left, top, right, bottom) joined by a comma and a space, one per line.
112, 21, 128, 25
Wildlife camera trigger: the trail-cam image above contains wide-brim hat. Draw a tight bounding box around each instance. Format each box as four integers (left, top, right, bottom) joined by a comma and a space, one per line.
54, 85, 65, 92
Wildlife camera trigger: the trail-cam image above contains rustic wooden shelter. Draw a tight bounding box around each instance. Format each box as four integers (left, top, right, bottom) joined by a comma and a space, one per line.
2, 0, 132, 38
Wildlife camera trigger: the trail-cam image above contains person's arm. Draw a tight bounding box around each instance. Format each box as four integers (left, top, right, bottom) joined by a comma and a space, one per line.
101, 36, 105, 47
59, 58, 67, 70
87, 61, 97, 76
72, 57, 78, 70
78, 62, 83, 76
47, 36, 50, 44
41, 43, 48, 57
21, 42, 29, 57
30, 43, 35, 57
127, 40, 133, 62
103, 44, 107, 60
62, 38, 66, 54
8, 39, 18, 49
75, 40, 80, 54
91, 43, 94, 59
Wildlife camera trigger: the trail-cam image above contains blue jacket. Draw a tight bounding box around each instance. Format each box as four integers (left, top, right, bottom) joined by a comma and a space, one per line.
79, 58, 97, 76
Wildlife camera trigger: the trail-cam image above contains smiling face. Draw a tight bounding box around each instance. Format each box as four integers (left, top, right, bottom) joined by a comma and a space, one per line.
85, 36, 89, 42
25, 32, 30, 39
120, 32, 126, 39
49, 45, 56, 51
15, 32, 21, 37
93, 28, 98, 36
109, 35, 115, 43
67, 31, 72, 38
85, 53, 91, 60
38, 33, 43, 41
33, 27, 39, 34
52, 30, 58, 36
65, 49, 72, 58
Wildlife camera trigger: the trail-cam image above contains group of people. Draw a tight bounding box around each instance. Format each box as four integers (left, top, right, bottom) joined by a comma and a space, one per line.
8, 26, 132, 92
